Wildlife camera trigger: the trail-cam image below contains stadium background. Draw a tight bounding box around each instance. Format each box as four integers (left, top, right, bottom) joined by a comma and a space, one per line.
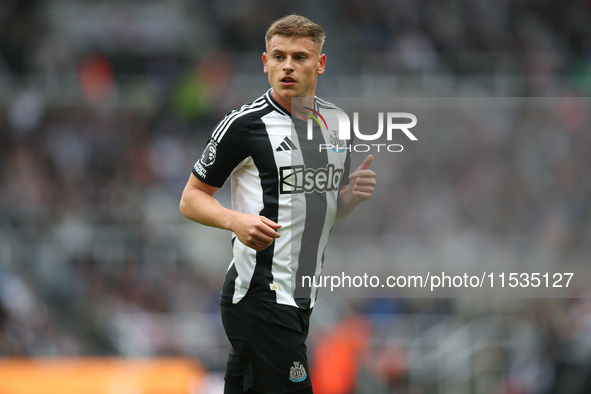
1, 0, 591, 393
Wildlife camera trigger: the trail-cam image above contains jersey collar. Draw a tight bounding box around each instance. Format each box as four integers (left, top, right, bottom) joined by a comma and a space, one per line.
265, 89, 290, 117
265, 89, 321, 118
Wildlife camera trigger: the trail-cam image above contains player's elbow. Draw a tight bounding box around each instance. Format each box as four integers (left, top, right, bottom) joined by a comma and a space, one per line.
179, 194, 190, 218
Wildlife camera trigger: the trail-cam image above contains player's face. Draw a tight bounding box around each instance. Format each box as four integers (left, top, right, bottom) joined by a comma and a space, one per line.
263, 35, 326, 100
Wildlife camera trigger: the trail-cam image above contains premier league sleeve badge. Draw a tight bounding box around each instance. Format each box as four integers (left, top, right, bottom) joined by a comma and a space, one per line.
200, 141, 217, 167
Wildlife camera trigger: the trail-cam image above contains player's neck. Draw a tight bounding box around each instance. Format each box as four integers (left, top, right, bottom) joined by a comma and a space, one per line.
270, 89, 315, 121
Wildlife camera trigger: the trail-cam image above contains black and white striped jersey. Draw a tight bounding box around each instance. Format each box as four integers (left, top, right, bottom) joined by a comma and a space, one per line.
192, 89, 351, 309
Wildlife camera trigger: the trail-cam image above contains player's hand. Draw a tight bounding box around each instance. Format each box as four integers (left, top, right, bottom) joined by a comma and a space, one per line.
348, 154, 376, 202
232, 214, 281, 251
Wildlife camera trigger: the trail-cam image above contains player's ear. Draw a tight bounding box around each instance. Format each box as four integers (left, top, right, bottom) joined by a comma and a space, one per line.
262, 53, 269, 73
316, 54, 326, 75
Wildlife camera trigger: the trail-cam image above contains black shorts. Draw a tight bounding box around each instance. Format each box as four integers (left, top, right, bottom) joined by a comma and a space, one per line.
221, 296, 313, 394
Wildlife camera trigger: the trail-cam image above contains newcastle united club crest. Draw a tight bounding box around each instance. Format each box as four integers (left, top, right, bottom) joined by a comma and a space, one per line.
289, 361, 307, 382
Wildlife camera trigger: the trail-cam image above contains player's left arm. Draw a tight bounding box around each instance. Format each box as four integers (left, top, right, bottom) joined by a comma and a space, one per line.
335, 154, 376, 223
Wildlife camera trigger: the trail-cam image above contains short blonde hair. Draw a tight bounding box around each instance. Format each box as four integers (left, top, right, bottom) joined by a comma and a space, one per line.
265, 14, 325, 51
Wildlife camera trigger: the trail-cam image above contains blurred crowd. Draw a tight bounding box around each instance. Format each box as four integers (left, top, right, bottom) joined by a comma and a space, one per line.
1, 0, 591, 393
0, 104, 220, 354
2, 0, 591, 88
342, 97, 591, 254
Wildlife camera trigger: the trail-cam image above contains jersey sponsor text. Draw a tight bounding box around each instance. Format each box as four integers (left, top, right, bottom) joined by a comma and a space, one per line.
279, 164, 343, 194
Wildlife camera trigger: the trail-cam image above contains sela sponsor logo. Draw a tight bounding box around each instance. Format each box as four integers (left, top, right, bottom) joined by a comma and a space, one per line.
307, 108, 417, 153
279, 164, 343, 194
289, 361, 307, 383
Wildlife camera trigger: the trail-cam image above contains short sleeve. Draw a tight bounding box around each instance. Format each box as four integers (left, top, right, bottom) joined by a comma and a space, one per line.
192, 114, 250, 188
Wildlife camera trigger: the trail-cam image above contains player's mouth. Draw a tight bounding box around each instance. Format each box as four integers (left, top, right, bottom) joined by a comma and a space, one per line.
280, 76, 297, 87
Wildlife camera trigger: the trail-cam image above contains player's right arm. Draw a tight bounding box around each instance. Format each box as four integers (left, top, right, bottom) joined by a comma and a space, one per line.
179, 173, 281, 252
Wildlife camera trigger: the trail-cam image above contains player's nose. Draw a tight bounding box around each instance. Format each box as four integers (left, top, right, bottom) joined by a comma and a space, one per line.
283, 57, 294, 71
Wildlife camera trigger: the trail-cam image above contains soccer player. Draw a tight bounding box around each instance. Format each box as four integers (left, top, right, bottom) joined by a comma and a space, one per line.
180, 14, 376, 394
